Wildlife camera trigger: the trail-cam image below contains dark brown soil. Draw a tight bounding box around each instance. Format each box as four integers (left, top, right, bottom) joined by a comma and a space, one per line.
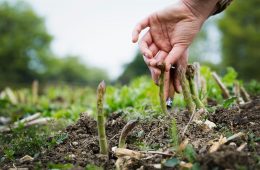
2, 98, 260, 170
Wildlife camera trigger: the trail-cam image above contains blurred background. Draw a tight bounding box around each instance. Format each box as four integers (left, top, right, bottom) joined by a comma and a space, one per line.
0, 0, 259, 88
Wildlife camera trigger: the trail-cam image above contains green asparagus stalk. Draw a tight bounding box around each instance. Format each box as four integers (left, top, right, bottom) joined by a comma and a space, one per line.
97, 81, 108, 155
178, 66, 196, 114
186, 65, 205, 109
158, 64, 168, 115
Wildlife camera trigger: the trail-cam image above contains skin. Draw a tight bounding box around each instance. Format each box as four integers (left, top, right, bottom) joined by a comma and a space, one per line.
132, 0, 219, 99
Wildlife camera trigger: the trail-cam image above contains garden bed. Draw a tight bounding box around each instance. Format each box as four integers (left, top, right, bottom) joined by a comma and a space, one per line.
3, 97, 259, 170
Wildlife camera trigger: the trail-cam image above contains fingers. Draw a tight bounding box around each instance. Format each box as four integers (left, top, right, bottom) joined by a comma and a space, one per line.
149, 67, 161, 85
165, 45, 187, 71
144, 55, 161, 85
164, 71, 175, 100
132, 17, 149, 43
150, 51, 168, 67
149, 43, 159, 57
139, 32, 153, 58
172, 70, 182, 93
171, 50, 188, 93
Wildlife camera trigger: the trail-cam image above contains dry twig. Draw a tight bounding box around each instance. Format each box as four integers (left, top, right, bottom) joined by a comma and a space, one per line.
212, 72, 230, 99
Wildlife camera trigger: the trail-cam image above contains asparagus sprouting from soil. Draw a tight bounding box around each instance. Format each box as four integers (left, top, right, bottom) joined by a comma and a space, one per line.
186, 64, 205, 109
178, 66, 196, 114
118, 119, 139, 148
158, 63, 168, 115
97, 81, 109, 155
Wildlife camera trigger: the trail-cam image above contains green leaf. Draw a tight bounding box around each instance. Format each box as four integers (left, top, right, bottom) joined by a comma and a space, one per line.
85, 164, 103, 170
192, 163, 201, 170
183, 144, 197, 162
222, 97, 237, 109
163, 158, 180, 168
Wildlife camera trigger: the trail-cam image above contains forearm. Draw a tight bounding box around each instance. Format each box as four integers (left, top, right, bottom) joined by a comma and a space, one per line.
182, 0, 233, 19
182, 0, 219, 19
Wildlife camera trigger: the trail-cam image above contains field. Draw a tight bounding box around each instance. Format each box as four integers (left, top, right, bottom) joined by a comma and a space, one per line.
0, 66, 260, 170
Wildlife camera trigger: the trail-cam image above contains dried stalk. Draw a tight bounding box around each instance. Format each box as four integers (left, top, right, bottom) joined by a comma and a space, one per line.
32, 80, 39, 104
200, 76, 208, 105
209, 132, 244, 153
234, 81, 244, 104
240, 86, 251, 102
158, 64, 168, 115
0, 117, 51, 132
119, 119, 139, 148
113, 148, 144, 160
181, 109, 205, 137
212, 72, 230, 99
193, 62, 201, 90
178, 67, 195, 114
113, 148, 174, 159
97, 81, 109, 155
186, 65, 205, 109
14, 113, 41, 125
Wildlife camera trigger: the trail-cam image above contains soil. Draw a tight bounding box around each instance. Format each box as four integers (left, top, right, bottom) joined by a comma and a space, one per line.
2, 98, 260, 170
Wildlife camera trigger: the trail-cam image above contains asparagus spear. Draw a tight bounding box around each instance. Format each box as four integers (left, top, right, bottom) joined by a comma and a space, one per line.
97, 81, 108, 155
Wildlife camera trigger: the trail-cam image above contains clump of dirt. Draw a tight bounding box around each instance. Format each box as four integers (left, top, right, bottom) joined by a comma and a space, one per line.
199, 145, 258, 170
211, 98, 260, 136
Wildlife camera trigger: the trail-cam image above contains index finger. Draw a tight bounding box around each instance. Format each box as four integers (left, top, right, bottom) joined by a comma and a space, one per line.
132, 17, 149, 43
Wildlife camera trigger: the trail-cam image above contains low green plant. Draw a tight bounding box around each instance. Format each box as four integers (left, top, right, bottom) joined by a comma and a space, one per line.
0, 125, 51, 159
222, 96, 237, 109
183, 144, 197, 163
85, 164, 103, 170
246, 80, 260, 95
47, 163, 74, 169
170, 118, 179, 148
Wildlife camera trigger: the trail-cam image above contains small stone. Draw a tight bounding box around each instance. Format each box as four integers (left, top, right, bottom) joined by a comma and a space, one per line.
250, 122, 255, 125
81, 151, 87, 155
204, 120, 216, 129
72, 141, 78, 146
19, 155, 34, 163
68, 154, 76, 159
229, 142, 237, 147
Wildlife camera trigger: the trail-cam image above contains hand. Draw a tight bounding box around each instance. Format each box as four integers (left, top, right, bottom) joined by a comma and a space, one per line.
132, 0, 218, 99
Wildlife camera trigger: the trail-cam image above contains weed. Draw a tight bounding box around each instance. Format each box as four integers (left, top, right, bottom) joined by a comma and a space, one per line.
170, 118, 179, 148
85, 164, 103, 170
183, 144, 197, 163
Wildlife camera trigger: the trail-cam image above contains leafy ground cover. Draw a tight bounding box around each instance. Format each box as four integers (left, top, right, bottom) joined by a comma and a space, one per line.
0, 66, 260, 170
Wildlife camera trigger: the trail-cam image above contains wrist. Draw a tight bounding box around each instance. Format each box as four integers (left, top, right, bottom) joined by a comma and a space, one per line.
181, 0, 219, 19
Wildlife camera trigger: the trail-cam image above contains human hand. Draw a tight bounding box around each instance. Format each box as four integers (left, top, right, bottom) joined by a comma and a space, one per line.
132, 0, 218, 99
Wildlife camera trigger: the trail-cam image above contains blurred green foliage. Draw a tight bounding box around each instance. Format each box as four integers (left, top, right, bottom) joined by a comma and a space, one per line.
0, 1, 52, 85
118, 52, 150, 84
0, 0, 108, 88
218, 0, 260, 80
246, 80, 260, 95
105, 76, 161, 119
